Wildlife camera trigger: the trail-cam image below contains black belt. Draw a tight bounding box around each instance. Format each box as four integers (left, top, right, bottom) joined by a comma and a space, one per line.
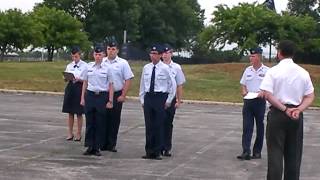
146, 92, 168, 95
284, 104, 299, 108
87, 90, 107, 95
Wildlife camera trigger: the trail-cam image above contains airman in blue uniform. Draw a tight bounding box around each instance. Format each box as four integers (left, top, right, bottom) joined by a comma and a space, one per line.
237, 47, 269, 160
80, 45, 114, 156
161, 44, 186, 157
101, 40, 134, 152
139, 44, 176, 160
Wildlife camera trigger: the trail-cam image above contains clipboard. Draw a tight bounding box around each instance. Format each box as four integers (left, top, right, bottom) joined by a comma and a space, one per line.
62, 72, 75, 81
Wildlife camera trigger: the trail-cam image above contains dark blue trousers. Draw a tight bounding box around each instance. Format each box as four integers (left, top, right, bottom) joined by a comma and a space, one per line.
103, 91, 122, 149
242, 98, 266, 154
143, 93, 168, 156
84, 90, 108, 150
163, 97, 176, 151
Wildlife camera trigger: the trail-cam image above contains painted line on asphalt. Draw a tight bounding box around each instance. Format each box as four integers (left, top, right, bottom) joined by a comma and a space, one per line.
1, 89, 319, 110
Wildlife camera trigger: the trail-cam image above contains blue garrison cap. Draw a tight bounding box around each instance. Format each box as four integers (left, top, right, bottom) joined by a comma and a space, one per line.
163, 44, 173, 52
71, 46, 80, 54
94, 44, 104, 53
150, 44, 163, 53
250, 47, 263, 54
107, 40, 118, 47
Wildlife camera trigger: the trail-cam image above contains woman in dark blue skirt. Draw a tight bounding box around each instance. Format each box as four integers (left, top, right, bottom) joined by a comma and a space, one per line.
62, 46, 88, 141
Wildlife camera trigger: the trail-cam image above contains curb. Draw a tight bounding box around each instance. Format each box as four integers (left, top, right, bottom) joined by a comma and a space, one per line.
0, 89, 319, 110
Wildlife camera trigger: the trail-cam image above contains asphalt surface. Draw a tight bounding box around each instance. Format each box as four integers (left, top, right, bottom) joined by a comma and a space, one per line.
0, 92, 319, 180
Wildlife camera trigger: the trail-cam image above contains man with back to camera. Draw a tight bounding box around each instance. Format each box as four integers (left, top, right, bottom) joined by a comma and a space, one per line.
237, 47, 269, 160
260, 40, 314, 180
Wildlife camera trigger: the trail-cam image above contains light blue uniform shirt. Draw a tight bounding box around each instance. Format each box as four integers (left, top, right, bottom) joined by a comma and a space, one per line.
139, 61, 176, 104
65, 60, 88, 81
84, 62, 112, 92
103, 56, 134, 92
240, 65, 269, 93
167, 61, 186, 86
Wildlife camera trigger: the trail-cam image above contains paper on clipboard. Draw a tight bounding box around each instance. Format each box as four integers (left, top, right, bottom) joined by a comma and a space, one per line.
62, 72, 75, 81
243, 92, 259, 100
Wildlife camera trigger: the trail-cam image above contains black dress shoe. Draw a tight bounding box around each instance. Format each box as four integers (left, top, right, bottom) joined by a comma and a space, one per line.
163, 150, 172, 157
107, 147, 117, 152
92, 149, 102, 156
83, 147, 93, 155
142, 154, 151, 159
251, 153, 261, 159
151, 154, 162, 160
237, 152, 251, 160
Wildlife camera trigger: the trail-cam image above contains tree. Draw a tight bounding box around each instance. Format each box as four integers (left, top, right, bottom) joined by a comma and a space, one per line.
136, 0, 204, 49
85, 0, 141, 43
0, 9, 42, 61
200, 3, 280, 56
287, 0, 320, 64
39, 0, 95, 23
288, 0, 318, 18
31, 6, 90, 61
38, 0, 204, 50
198, 3, 317, 58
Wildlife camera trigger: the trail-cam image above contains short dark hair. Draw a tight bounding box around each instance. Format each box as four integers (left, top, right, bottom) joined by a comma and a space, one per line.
277, 40, 296, 57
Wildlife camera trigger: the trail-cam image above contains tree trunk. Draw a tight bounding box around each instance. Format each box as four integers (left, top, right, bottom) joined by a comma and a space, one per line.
0, 50, 4, 62
0, 44, 7, 62
47, 45, 54, 61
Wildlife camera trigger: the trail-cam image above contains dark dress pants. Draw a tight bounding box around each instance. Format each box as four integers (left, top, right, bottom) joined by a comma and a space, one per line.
104, 91, 123, 149
84, 91, 107, 150
143, 93, 168, 156
242, 98, 266, 154
266, 106, 303, 180
163, 97, 176, 151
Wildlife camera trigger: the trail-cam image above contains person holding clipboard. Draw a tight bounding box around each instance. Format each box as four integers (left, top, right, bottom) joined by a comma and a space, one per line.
237, 47, 269, 160
62, 46, 88, 141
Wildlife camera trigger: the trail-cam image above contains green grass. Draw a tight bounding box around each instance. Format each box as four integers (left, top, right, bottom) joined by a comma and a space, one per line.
0, 61, 319, 106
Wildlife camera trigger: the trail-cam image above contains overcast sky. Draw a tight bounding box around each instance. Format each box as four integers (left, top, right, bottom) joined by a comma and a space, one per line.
0, 0, 288, 21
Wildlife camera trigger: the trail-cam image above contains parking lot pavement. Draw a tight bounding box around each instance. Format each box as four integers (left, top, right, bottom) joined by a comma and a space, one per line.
0, 93, 319, 180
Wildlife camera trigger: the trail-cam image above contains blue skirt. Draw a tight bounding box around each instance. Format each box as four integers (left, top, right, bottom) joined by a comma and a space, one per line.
62, 81, 84, 115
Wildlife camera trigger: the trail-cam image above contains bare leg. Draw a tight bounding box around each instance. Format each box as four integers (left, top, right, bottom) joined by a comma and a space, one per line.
75, 114, 83, 140
66, 113, 74, 139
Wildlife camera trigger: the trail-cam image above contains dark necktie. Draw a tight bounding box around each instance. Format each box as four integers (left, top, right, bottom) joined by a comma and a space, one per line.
74, 65, 79, 68
149, 66, 156, 93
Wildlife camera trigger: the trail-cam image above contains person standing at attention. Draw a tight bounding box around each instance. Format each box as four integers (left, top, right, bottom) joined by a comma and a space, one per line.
80, 45, 114, 156
161, 44, 186, 157
260, 40, 314, 180
62, 46, 88, 141
237, 47, 269, 160
139, 44, 176, 160
101, 40, 134, 152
